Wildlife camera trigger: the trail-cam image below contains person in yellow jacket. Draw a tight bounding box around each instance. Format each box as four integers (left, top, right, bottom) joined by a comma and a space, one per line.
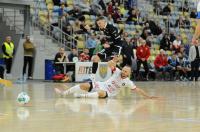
2, 36, 15, 74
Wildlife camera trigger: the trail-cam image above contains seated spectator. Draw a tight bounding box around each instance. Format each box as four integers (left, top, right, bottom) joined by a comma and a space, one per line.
184, 16, 190, 29
172, 35, 182, 53
179, 1, 189, 12
168, 53, 178, 80
126, 9, 137, 24
86, 35, 97, 57
107, 2, 114, 15
175, 16, 185, 28
67, 6, 83, 20
153, 0, 162, 15
169, 31, 176, 42
112, 8, 122, 23
79, 48, 90, 62
162, 3, 171, 16
107, 14, 114, 24
154, 49, 173, 79
141, 23, 152, 40
54, 47, 68, 74
190, 9, 197, 18
68, 48, 78, 62
160, 34, 171, 50
176, 53, 191, 81
136, 39, 150, 80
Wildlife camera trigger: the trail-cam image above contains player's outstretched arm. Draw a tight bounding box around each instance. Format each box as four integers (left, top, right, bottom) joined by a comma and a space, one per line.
132, 87, 160, 99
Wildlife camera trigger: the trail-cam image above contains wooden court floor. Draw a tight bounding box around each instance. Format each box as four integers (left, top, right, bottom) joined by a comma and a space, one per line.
0, 81, 200, 132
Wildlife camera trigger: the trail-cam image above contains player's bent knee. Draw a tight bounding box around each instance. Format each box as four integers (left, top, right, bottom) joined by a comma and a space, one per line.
98, 90, 107, 98
80, 83, 90, 91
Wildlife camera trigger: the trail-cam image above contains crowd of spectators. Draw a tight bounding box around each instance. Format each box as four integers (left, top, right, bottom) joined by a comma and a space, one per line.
47, 0, 199, 81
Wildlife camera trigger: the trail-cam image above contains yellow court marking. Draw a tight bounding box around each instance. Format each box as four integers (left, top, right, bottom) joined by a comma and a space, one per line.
0, 79, 13, 87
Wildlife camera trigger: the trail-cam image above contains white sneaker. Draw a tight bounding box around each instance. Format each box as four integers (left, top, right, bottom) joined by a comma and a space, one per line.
73, 93, 81, 98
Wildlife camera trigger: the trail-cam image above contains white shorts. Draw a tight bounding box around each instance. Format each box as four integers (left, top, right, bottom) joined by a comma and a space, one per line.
90, 81, 118, 97
90, 81, 110, 96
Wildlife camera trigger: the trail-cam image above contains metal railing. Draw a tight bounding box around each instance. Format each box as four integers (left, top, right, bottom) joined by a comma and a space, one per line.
30, 0, 81, 51
0, 7, 24, 34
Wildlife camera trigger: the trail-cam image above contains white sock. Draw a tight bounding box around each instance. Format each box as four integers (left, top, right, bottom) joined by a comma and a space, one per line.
76, 92, 99, 98
63, 85, 81, 95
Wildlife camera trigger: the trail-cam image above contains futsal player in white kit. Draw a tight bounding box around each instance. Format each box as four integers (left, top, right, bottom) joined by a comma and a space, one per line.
55, 56, 158, 99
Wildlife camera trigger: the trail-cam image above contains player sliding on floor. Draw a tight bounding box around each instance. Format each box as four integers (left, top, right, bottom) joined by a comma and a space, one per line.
55, 56, 159, 99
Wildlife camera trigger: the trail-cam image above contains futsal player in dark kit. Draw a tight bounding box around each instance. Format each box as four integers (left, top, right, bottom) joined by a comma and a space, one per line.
84, 16, 132, 66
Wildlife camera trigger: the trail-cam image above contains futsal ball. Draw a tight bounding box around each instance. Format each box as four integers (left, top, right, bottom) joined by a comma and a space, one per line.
17, 92, 30, 105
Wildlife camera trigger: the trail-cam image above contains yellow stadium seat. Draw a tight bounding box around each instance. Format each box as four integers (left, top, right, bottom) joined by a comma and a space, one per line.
77, 41, 85, 49
153, 45, 160, 50
84, 15, 90, 20
47, 3, 54, 10
155, 50, 160, 55
46, 0, 53, 4
166, 50, 172, 56
118, 24, 125, 30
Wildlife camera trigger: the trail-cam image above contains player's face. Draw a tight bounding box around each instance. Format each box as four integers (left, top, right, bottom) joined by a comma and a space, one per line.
121, 67, 131, 79
97, 20, 106, 29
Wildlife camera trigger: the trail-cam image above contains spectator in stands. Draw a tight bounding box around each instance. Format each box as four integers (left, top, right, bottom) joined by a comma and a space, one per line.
79, 48, 90, 62
72, 19, 82, 33
112, 8, 122, 23
107, 2, 114, 15
98, 0, 107, 13
184, 16, 190, 29
168, 53, 178, 80
141, 23, 152, 40
189, 39, 200, 81
175, 16, 185, 28
54, 47, 68, 74
53, 3, 68, 19
162, 3, 171, 16
67, 6, 82, 20
169, 31, 176, 42
23, 36, 35, 79
2, 36, 15, 74
190, 9, 197, 18
68, 48, 78, 62
107, 14, 114, 24
126, 9, 139, 25
179, 1, 189, 12
176, 52, 191, 81
172, 35, 182, 53
136, 39, 150, 80
122, 32, 130, 43
154, 49, 173, 74
86, 35, 97, 58
160, 34, 171, 50
153, 0, 162, 15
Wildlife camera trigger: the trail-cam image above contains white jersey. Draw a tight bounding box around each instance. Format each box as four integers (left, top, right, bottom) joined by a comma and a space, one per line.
92, 68, 136, 97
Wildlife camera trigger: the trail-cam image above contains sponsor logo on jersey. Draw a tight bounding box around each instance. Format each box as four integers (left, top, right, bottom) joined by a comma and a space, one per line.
99, 63, 108, 79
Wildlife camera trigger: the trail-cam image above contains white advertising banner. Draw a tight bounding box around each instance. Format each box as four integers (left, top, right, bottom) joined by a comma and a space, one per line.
75, 62, 112, 82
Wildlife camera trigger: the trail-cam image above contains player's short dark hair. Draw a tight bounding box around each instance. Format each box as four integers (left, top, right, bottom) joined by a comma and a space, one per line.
96, 16, 106, 22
